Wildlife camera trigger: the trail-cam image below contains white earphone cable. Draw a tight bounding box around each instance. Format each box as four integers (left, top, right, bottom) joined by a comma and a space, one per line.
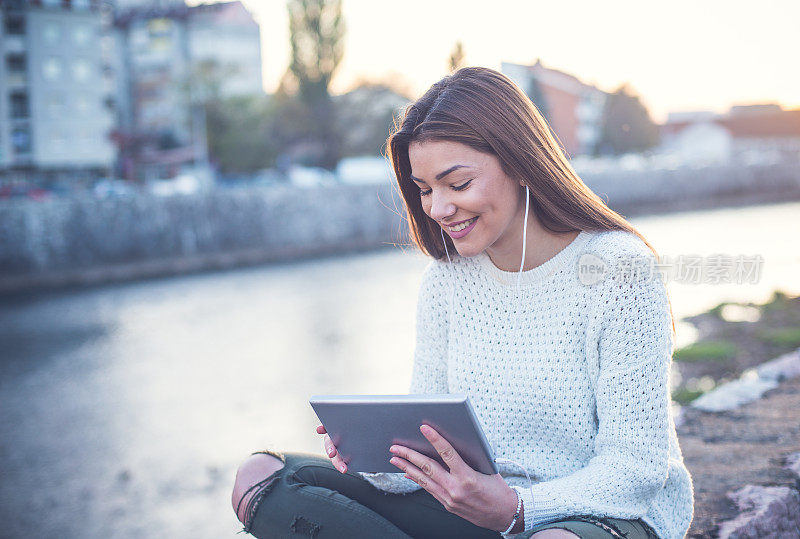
441, 227, 456, 337
506, 185, 535, 520
517, 185, 530, 290
440, 187, 535, 523
494, 455, 535, 526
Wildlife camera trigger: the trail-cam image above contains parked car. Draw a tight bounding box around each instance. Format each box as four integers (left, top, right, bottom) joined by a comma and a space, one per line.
0, 183, 51, 201
336, 156, 394, 185
93, 179, 138, 199
148, 174, 201, 197
287, 166, 337, 188
253, 168, 286, 188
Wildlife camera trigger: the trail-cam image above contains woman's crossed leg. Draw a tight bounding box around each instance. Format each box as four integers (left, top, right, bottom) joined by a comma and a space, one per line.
231, 450, 504, 539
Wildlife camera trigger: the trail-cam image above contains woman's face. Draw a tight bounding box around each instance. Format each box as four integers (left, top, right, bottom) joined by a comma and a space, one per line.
408, 139, 526, 259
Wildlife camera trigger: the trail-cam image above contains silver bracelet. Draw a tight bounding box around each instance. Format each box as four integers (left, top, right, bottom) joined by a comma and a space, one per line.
502, 488, 522, 535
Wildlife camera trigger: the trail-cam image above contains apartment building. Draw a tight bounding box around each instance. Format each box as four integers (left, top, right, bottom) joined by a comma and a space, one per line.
0, 0, 115, 182
113, 0, 262, 181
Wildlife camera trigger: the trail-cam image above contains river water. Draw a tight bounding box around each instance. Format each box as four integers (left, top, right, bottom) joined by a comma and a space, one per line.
1, 201, 798, 538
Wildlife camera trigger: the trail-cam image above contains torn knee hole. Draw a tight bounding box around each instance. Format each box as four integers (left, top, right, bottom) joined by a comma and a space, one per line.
237, 476, 278, 531
290, 515, 321, 537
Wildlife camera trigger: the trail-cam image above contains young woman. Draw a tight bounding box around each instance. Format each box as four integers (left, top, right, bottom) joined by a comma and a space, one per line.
231, 67, 694, 539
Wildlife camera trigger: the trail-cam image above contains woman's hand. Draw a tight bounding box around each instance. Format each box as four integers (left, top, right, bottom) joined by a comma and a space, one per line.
316, 425, 348, 473
389, 425, 522, 533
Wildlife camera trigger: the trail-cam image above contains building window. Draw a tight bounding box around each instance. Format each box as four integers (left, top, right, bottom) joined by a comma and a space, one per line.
12, 127, 32, 154
42, 57, 63, 81
73, 25, 92, 46
45, 93, 66, 115
72, 58, 91, 82
5, 15, 25, 36
6, 54, 26, 74
148, 18, 171, 38
10, 92, 29, 119
43, 22, 61, 45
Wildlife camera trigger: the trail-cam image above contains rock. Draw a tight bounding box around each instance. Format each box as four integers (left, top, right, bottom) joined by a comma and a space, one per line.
786, 452, 800, 488
691, 373, 778, 412
716, 484, 800, 538
757, 348, 800, 383
690, 348, 800, 413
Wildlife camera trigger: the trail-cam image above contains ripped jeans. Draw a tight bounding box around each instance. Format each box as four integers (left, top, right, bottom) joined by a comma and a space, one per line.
237, 450, 499, 538
237, 450, 661, 539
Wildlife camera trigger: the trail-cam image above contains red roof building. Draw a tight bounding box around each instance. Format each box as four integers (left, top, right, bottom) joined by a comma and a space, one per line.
660, 105, 800, 163
502, 60, 607, 157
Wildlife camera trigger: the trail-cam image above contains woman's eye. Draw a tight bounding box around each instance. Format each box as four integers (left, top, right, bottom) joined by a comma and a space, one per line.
452, 179, 473, 191
417, 179, 471, 197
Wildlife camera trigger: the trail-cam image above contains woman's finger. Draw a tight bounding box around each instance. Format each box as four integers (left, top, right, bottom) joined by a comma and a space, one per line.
419, 425, 468, 474
316, 425, 327, 434
389, 445, 450, 492
321, 433, 347, 473
331, 449, 347, 473
323, 434, 336, 456
394, 457, 448, 504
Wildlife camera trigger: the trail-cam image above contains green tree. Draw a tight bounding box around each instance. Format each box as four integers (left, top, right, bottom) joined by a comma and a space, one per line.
186, 59, 277, 174
284, 0, 346, 169
596, 84, 659, 155
267, 90, 320, 168
205, 94, 277, 174
448, 41, 465, 72
335, 82, 411, 157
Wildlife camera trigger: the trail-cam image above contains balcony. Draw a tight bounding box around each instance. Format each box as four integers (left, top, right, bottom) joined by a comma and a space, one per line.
5, 54, 28, 87
4, 72, 28, 87
3, 35, 26, 54
11, 94, 30, 120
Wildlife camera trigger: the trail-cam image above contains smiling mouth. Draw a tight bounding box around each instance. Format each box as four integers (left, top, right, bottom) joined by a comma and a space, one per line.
447, 216, 478, 232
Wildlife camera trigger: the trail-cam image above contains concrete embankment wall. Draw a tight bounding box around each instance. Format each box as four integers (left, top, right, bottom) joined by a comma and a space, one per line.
1, 162, 799, 293
0, 183, 407, 292
583, 161, 800, 216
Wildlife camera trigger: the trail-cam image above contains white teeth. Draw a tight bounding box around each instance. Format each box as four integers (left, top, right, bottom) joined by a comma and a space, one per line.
449, 217, 477, 232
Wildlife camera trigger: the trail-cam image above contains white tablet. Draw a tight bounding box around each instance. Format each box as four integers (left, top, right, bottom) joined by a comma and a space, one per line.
309, 393, 499, 474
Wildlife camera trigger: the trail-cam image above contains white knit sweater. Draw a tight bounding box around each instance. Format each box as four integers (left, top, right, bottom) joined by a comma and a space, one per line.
359, 230, 694, 538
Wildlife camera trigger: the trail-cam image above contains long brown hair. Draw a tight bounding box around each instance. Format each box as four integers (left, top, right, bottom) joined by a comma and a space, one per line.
387, 66, 676, 335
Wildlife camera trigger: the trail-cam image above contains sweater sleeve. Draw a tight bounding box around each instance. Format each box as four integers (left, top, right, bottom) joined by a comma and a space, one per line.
515, 254, 673, 533
409, 260, 450, 394
358, 261, 450, 493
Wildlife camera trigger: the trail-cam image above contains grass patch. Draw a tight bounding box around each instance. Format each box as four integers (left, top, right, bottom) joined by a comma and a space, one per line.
672, 387, 705, 405
760, 290, 794, 313
673, 340, 737, 362
756, 327, 800, 347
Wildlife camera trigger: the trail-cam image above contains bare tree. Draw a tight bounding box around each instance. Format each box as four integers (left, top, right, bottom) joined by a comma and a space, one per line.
448, 41, 465, 72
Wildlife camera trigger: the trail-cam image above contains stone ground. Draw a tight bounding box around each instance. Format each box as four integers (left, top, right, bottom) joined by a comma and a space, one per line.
677, 369, 800, 537
669, 292, 800, 536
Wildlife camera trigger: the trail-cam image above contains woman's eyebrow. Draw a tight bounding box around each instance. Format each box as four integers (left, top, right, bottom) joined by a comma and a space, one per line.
409, 164, 473, 183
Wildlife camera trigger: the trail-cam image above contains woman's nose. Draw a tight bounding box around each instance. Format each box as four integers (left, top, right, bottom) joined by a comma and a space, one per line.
429, 190, 456, 222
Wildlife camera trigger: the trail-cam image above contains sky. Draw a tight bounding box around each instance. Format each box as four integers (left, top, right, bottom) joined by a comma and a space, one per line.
236, 0, 798, 124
